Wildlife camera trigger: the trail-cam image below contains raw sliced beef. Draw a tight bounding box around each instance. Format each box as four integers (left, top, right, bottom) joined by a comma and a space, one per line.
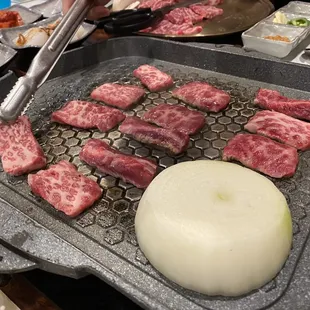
28, 160, 102, 217
141, 19, 203, 35
245, 110, 310, 151
255, 88, 287, 103
133, 65, 174, 92
143, 104, 205, 134
51, 101, 125, 132
138, 0, 176, 10
172, 82, 231, 112
91, 83, 145, 110
80, 139, 157, 189
139, 0, 222, 35
189, 4, 223, 19
0, 116, 46, 176
119, 116, 189, 154
255, 88, 310, 121
222, 134, 298, 178
165, 7, 203, 24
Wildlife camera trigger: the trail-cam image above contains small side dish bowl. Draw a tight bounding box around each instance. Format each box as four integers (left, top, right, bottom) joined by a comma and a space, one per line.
0, 15, 96, 50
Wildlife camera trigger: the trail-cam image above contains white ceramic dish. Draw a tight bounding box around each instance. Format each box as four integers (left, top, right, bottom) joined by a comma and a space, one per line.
242, 22, 306, 58
30, 0, 62, 18
0, 15, 96, 50
242, 1, 310, 58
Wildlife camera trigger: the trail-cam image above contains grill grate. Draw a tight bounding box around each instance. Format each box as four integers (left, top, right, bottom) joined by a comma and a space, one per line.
1, 56, 310, 310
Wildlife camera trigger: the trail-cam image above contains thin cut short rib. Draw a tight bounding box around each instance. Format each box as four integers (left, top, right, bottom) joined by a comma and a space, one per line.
172, 81, 231, 112
255, 88, 310, 121
141, 19, 203, 35
222, 133, 298, 178
138, 0, 223, 13
51, 101, 125, 132
28, 160, 102, 217
189, 4, 223, 19
245, 110, 310, 151
138, 0, 176, 10
79, 139, 157, 189
143, 103, 205, 134
165, 7, 203, 24
91, 83, 145, 109
133, 65, 174, 92
0, 116, 46, 176
119, 116, 190, 154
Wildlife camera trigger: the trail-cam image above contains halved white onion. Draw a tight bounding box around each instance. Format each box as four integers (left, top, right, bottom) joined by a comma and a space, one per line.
135, 161, 293, 296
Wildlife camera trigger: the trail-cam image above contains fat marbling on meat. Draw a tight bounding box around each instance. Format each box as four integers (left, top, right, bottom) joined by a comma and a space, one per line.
51, 101, 125, 132
0, 116, 46, 176
222, 133, 298, 178
138, 0, 176, 10
189, 4, 223, 19
172, 81, 231, 112
245, 110, 310, 151
79, 139, 157, 189
138, 0, 223, 9
119, 116, 189, 154
141, 19, 203, 35
165, 7, 203, 24
143, 103, 205, 134
28, 160, 102, 217
133, 64, 174, 92
91, 83, 145, 109
255, 88, 310, 121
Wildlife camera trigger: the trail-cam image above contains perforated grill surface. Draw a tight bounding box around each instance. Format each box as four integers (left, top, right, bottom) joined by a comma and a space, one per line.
1, 56, 310, 310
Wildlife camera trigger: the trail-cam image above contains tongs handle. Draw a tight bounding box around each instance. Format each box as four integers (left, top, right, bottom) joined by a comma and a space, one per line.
0, 0, 94, 122
28, 0, 93, 83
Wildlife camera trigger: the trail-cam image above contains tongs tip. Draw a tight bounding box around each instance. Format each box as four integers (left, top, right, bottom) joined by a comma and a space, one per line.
0, 77, 34, 124
0, 111, 16, 124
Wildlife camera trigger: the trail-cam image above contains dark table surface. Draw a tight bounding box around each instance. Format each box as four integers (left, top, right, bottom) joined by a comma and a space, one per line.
24, 270, 142, 310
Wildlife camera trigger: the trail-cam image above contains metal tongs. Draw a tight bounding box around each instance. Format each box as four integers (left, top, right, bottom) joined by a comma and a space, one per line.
0, 0, 94, 123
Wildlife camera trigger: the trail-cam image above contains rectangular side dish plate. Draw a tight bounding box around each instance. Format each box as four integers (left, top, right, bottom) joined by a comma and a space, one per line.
0, 15, 96, 49
282, 1, 310, 14
242, 1, 310, 58
1, 37, 310, 310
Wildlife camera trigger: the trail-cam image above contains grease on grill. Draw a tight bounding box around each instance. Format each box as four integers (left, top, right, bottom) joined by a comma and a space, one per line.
2, 59, 310, 309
